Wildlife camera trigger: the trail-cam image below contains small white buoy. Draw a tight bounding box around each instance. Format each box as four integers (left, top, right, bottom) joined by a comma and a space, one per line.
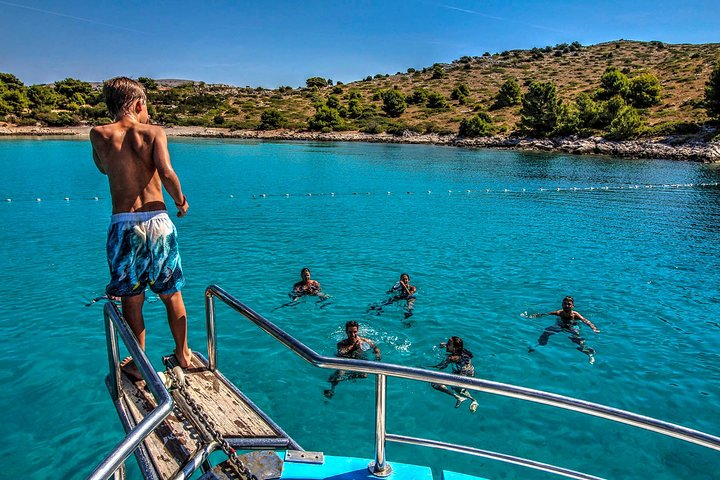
306, 193, 312, 196
261, 193, 267, 197
387, 191, 392, 195
330, 192, 335, 196
229, 194, 234, 198
5, 198, 11, 202
285, 193, 290, 197
448, 190, 453, 193
427, 190, 432, 194
522, 188, 526, 192
466, 190, 471, 193
64, 197, 70, 201
36, 198, 42, 202
504, 189, 509, 193
93, 196, 99, 201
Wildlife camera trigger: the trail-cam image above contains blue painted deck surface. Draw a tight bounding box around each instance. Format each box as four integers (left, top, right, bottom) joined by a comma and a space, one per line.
279, 453, 433, 479
441, 470, 491, 480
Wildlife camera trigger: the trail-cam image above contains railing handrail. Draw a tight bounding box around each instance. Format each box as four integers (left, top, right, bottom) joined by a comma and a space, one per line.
86, 302, 175, 480
205, 284, 720, 455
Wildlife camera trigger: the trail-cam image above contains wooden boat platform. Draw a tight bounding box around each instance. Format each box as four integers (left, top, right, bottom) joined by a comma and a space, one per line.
110, 352, 298, 480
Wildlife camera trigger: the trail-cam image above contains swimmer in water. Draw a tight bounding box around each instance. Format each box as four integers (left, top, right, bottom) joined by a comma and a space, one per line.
430, 336, 479, 412
527, 296, 600, 364
274, 268, 330, 311
291, 267, 329, 302
367, 273, 417, 320
324, 321, 381, 399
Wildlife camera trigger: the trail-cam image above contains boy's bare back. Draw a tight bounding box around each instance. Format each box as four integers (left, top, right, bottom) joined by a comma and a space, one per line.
91, 112, 186, 216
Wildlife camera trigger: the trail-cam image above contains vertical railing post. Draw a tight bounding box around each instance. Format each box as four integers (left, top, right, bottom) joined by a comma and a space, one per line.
205, 290, 217, 371
369, 373, 393, 477
104, 307, 121, 401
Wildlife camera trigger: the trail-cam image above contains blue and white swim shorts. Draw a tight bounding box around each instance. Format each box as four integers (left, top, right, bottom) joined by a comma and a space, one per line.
106, 211, 185, 297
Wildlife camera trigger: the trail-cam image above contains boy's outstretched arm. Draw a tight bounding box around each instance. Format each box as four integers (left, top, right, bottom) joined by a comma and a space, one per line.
576, 312, 600, 332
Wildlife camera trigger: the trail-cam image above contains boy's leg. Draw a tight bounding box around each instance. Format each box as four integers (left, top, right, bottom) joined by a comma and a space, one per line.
119, 293, 146, 381
122, 292, 146, 349
159, 291, 192, 368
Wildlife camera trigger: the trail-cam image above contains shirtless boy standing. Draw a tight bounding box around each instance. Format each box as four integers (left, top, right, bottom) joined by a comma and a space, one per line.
90, 77, 192, 375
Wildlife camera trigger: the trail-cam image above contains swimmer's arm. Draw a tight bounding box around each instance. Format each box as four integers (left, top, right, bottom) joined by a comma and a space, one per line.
152, 128, 187, 217
575, 312, 600, 332
89, 129, 106, 174
362, 337, 382, 360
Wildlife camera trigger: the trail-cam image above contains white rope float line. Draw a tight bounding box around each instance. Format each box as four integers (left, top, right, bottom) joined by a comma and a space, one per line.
248, 182, 720, 199
3, 183, 717, 203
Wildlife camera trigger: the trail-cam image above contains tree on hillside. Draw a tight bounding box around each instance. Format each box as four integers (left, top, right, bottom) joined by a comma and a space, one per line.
518, 81, 562, 137
431, 64, 445, 79
596, 67, 630, 100
606, 106, 643, 140
306, 77, 328, 89
451, 83, 470, 104
0, 73, 29, 115
28, 84, 61, 110
407, 88, 428, 105
493, 78, 522, 109
426, 91, 448, 109
381, 89, 407, 118
258, 109, 287, 130
628, 73, 662, 107
458, 112, 494, 137
308, 104, 343, 131
138, 77, 158, 91
575, 93, 602, 129
706, 59, 720, 119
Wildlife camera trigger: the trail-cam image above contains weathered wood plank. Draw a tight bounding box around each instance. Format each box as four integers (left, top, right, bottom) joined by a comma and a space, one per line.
120, 353, 282, 479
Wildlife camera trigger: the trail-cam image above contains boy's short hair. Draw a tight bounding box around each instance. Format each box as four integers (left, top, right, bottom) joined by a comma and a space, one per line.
563, 296, 574, 303
345, 320, 359, 331
103, 77, 147, 118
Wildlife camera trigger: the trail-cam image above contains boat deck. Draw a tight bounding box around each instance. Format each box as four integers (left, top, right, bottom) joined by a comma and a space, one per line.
113, 352, 294, 479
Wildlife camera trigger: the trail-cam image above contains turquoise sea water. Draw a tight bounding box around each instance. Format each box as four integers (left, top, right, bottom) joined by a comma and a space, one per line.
0, 138, 718, 479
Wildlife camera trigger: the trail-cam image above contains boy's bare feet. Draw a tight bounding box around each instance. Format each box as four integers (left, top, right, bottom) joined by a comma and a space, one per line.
120, 357, 143, 382
174, 348, 193, 369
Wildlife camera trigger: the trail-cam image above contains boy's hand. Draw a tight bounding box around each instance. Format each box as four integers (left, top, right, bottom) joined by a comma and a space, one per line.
175, 195, 188, 217
592, 327, 600, 333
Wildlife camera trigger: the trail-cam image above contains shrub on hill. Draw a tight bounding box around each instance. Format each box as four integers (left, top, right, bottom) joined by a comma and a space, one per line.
458, 112, 494, 137
426, 91, 448, 109
518, 81, 561, 137
308, 104, 343, 131
492, 78, 522, 109
606, 106, 643, 140
380, 89, 407, 118
628, 73, 662, 107
258, 109, 287, 130
706, 59, 720, 119
306, 77, 329, 89
596, 67, 630, 100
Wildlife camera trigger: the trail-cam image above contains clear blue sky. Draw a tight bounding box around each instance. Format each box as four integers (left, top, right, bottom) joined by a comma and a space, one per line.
1, 0, 718, 88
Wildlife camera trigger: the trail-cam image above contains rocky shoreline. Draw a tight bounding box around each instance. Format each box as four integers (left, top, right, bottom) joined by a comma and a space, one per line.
1, 124, 718, 162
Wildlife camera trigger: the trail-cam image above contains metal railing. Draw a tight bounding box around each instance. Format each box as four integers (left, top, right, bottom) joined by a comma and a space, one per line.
87, 301, 175, 480
205, 284, 720, 480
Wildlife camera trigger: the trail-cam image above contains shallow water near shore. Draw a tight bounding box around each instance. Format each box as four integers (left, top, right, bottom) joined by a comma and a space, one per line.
0, 137, 718, 479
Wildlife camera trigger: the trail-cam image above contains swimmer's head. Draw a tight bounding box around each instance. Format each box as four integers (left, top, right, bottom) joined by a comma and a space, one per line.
345, 320, 359, 338
446, 336, 463, 353
400, 273, 410, 283
300, 267, 311, 280
562, 296, 574, 310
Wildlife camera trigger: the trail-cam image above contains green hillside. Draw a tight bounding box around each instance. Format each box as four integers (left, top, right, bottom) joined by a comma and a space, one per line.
2, 40, 720, 140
